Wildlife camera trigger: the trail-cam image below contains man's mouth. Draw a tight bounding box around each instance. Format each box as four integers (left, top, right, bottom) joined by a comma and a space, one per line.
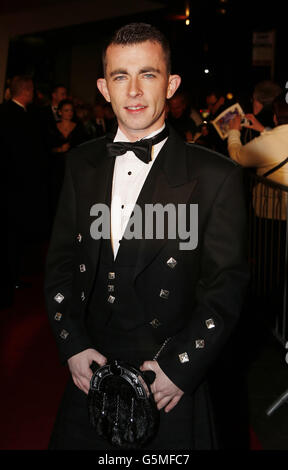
125, 105, 146, 111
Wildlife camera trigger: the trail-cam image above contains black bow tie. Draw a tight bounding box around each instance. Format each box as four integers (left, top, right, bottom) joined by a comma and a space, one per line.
106, 126, 169, 164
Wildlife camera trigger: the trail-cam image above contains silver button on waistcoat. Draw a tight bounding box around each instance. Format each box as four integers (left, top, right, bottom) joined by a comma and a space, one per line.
179, 352, 189, 363
205, 318, 215, 329
166, 257, 177, 269
108, 295, 115, 304
54, 293, 64, 303
60, 329, 69, 340
195, 339, 205, 348
150, 318, 161, 328
159, 289, 169, 299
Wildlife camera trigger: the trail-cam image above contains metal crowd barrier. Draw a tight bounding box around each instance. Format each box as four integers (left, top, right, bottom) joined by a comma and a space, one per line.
245, 170, 288, 346
245, 170, 288, 417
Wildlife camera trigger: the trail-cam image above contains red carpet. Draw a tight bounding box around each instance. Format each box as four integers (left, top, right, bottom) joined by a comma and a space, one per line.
0, 271, 262, 450
249, 428, 262, 450
0, 274, 69, 450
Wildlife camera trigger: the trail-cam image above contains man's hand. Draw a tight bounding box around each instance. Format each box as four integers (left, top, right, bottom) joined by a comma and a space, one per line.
67, 348, 107, 395
140, 360, 184, 413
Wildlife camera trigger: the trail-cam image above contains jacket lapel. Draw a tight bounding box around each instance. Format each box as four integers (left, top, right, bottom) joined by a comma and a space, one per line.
83, 137, 115, 271
84, 136, 114, 206
131, 127, 198, 280
84, 130, 198, 280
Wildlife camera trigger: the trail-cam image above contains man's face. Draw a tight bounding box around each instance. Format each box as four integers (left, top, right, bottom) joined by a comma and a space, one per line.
25, 82, 34, 104
97, 41, 180, 140
53, 87, 67, 105
206, 93, 225, 116
169, 96, 186, 118
252, 96, 263, 115
206, 94, 218, 113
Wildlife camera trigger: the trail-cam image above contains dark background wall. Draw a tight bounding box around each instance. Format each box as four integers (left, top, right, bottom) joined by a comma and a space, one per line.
4, 0, 287, 109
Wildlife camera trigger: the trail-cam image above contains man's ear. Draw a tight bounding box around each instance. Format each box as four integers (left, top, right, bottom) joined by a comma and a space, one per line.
97, 78, 111, 103
166, 74, 181, 100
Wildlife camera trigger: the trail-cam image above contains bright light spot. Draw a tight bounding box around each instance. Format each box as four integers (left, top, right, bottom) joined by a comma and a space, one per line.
201, 110, 210, 118
185, 19, 190, 26
204, 68, 209, 74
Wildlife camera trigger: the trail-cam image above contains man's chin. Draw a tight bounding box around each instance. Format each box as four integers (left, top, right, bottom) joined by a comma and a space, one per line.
120, 118, 164, 137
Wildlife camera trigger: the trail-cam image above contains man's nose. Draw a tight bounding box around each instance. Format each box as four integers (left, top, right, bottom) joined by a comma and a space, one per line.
128, 78, 143, 97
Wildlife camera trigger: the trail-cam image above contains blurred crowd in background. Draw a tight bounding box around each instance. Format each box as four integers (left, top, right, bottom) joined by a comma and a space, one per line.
0, 74, 287, 309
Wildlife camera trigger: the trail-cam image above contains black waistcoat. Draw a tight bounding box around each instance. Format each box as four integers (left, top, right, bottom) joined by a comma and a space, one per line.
86, 150, 166, 365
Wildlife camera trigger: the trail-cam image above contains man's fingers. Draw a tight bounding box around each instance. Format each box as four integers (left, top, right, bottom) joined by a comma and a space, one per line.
90, 351, 107, 367
140, 360, 157, 372
151, 382, 157, 394
72, 369, 91, 394
155, 394, 182, 412
73, 375, 90, 395
164, 395, 181, 413
153, 391, 164, 402
156, 395, 172, 410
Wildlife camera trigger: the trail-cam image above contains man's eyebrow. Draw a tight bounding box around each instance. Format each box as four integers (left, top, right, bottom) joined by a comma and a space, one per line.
139, 67, 161, 74
109, 67, 161, 77
109, 69, 128, 77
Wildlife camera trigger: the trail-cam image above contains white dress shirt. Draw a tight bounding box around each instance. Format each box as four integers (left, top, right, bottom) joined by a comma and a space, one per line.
110, 124, 167, 259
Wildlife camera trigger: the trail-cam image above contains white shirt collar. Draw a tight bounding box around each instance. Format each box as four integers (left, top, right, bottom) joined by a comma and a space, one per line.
114, 124, 165, 143
114, 124, 167, 162
12, 99, 26, 111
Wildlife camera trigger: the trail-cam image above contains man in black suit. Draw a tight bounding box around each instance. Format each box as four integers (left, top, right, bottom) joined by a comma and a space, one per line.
0, 75, 47, 306
167, 91, 198, 141
45, 23, 249, 449
39, 84, 68, 127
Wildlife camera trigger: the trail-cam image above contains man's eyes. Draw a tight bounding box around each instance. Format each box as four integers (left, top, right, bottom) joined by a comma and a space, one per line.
113, 75, 126, 81
113, 73, 156, 81
143, 73, 156, 79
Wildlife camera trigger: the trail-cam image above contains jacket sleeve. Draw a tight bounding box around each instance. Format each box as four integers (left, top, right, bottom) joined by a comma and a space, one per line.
44, 159, 93, 364
157, 165, 250, 393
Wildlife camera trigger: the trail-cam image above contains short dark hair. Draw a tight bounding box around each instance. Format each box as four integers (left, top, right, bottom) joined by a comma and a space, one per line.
58, 99, 74, 112
272, 92, 288, 125
206, 89, 225, 101
102, 22, 171, 74
51, 84, 67, 95
10, 75, 33, 98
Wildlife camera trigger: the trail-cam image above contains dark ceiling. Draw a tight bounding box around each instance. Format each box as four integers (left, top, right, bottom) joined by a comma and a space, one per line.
0, 0, 77, 15
3, 0, 287, 103
0, 0, 166, 15
0, 0, 284, 30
